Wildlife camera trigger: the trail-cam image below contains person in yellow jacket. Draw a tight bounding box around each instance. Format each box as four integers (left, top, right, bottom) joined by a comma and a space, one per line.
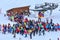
10, 16, 14, 21
28, 29, 33, 39
30, 29, 33, 39
28, 29, 32, 33
24, 22, 26, 26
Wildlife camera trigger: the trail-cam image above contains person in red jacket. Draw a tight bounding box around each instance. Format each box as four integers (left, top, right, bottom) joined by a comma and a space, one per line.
2, 24, 4, 33
24, 28, 27, 37
7, 12, 11, 16
16, 27, 20, 34
42, 22, 46, 30
24, 18, 28, 23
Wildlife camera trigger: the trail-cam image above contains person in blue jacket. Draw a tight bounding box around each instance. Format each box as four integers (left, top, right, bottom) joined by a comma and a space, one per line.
3, 25, 7, 34
54, 25, 58, 31
8, 27, 12, 33
46, 23, 51, 31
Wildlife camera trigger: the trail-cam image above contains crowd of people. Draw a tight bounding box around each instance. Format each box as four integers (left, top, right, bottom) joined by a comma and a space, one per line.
1, 12, 59, 39
0, 18, 60, 39
7, 12, 24, 22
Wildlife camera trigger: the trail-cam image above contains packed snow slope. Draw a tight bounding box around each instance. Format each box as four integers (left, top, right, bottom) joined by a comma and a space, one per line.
0, 31, 60, 40
0, 0, 60, 23
0, 0, 60, 40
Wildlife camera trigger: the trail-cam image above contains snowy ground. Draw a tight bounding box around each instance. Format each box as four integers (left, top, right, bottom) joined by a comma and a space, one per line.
0, 13, 17, 26
0, 0, 60, 40
0, 7, 60, 40
0, 10, 60, 40
0, 31, 60, 40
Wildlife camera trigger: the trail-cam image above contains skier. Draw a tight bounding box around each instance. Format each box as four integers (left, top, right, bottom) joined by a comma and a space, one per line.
32, 28, 35, 36
16, 27, 20, 34
54, 24, 58, 31
12, 24, 16, 34
46, 23, 51, 32
38, 26, 41, 36
38, 22, 43, 35
24, 28, 27, 37
12, 24, 16, 38
3, 25, 7, 34
20, 27, 24, 35
7, 23, 11, 33
41, 27, 45, 35
28, 29, 32, 39
24, 18, 28, 23
13, 32, 16, 38
34, 24, 38, 35
10, 15, 14, 21
51, 23, 54, 31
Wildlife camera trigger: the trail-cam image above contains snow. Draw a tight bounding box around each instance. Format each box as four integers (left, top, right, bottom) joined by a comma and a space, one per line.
0, 0, 60, 40
0, 13, 17, 26
0, 31, 60, 40
0, 10, 60, 40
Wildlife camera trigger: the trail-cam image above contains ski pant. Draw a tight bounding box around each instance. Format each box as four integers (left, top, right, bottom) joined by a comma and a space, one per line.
20, 30, 24, 35
39, 30, 41, 36
32, 30, 35, 36
42, 30, 45, 35
25, 34, 27, 37
30, 32, 32, 39
35, 28, 38, 34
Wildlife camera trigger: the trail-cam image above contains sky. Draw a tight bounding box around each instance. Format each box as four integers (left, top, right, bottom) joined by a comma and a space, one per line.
0, 0, 60, 13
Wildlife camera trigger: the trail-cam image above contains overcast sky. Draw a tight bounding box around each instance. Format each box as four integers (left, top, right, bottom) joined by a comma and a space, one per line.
0, 0, 60, 13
